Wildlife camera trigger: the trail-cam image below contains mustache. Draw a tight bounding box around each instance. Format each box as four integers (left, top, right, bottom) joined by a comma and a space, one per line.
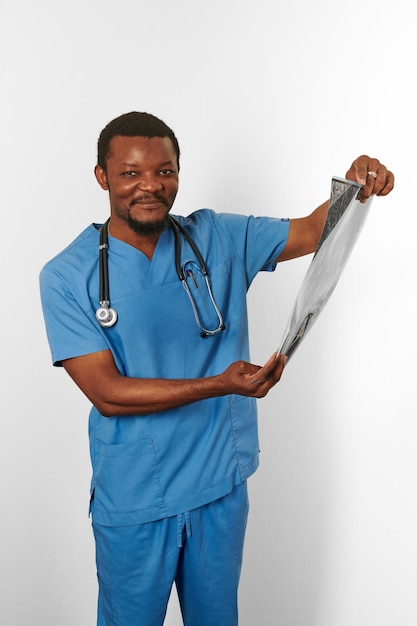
129, 193, 168, 207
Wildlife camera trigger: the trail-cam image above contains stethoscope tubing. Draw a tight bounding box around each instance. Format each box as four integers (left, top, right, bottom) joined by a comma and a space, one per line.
168, 215, 209, 280
96, 216, 225, 336
99, 218, 111, 304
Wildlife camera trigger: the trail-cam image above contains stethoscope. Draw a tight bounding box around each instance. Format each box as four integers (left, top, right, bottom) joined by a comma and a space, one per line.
96, 216, 226, 337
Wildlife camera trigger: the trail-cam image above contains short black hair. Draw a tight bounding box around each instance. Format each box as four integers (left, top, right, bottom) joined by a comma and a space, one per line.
97, 111, 180, 171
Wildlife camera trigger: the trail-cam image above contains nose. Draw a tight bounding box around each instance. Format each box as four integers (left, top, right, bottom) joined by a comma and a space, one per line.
137, 172, 163, 192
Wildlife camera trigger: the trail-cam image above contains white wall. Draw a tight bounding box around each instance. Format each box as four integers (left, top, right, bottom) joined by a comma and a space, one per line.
1, 1, 415, 625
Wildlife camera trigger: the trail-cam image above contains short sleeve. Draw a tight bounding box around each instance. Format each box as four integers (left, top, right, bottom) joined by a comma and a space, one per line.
216, 213, 290, 285
40, 266, 109, 366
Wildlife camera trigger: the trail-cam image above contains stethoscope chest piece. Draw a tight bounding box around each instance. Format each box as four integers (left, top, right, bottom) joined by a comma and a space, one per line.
96, 303, 118, 328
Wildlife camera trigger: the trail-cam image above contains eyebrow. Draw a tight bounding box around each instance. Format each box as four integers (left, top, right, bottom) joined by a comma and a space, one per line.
121, 160, 175, 168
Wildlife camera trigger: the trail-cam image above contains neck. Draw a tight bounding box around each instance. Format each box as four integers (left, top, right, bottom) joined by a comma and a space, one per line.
108, 217, 164, 259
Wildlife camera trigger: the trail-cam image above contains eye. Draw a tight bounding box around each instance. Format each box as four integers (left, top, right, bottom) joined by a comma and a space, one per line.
121, 171, 138, 177
159, 169, 174, 176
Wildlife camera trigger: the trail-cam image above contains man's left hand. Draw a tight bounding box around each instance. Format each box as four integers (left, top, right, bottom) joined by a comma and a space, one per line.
346, 155, 394, 202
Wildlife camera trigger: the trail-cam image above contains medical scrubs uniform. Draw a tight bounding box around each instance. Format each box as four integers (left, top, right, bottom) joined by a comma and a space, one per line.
40, 209, 289, 625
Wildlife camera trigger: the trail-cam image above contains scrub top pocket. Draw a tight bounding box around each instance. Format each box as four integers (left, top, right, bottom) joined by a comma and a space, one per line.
93, 438, 165, 520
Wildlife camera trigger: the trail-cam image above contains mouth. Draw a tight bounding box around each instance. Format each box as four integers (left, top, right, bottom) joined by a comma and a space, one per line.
130, 195, 167, 211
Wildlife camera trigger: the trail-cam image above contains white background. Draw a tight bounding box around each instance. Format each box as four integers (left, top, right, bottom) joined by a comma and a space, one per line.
1, 1, 415, 625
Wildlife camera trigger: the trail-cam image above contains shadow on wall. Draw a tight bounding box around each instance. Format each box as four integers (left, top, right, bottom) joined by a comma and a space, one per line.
239, 272, 337, 626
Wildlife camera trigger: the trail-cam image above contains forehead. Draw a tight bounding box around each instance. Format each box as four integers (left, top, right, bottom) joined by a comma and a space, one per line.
106, 135, 177, 166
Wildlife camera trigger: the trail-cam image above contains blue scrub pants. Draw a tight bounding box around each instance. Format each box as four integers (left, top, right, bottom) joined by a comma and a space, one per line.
92, 482, 249, 626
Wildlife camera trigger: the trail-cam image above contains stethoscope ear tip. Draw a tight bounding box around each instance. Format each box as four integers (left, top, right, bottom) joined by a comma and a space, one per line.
200, 325, 226, 338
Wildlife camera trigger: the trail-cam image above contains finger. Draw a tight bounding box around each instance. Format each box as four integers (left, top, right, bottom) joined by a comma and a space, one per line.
347, 156, 395, 202
364, 159, 388, 195
360, 168, 391, 201
249, 352, 287, 385
346, 155, 383, 189
248, 353, 278, 384
346, 155, 370, 186
376, 170, 395, 197
360, 168, 381, 201
347, 158, 389, 203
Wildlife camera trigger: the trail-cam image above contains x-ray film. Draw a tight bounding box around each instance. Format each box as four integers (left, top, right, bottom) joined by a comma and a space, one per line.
278, 177, 373, 360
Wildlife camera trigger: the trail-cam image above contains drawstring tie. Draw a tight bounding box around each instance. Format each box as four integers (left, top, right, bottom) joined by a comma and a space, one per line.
176, 511, 192, 548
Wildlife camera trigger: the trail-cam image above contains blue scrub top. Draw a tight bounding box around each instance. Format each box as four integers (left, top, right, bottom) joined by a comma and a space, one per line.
40, 209, 289, 526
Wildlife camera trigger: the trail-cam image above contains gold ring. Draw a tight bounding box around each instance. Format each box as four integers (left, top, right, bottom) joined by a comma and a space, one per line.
367, 170, 378, 178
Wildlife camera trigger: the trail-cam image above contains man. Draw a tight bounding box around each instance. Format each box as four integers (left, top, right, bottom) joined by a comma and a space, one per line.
40, 111, 394, 625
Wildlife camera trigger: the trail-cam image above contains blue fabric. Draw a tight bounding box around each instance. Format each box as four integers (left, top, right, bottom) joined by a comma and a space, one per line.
40, 209, 289, 526
93, 482, 249, 626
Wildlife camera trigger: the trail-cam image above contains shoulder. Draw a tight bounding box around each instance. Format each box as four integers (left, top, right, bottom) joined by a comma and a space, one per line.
172, 209, 253, 238
40, 224, 99, 276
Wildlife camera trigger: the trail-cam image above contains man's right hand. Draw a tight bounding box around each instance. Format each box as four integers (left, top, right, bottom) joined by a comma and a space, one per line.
221, 353, 288, 398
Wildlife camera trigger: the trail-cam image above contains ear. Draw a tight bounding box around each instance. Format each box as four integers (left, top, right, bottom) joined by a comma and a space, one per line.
94, 165, 109, 190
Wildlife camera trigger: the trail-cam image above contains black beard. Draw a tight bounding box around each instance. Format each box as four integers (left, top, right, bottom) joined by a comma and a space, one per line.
126, 213, 169, 236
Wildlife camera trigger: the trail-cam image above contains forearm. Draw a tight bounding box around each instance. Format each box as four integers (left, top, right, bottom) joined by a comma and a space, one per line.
278, 200, 329, 262
63, 351, 229, 417
306, 200, 330, 250
63, 350, 288, 417
94, 372, 227, 417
